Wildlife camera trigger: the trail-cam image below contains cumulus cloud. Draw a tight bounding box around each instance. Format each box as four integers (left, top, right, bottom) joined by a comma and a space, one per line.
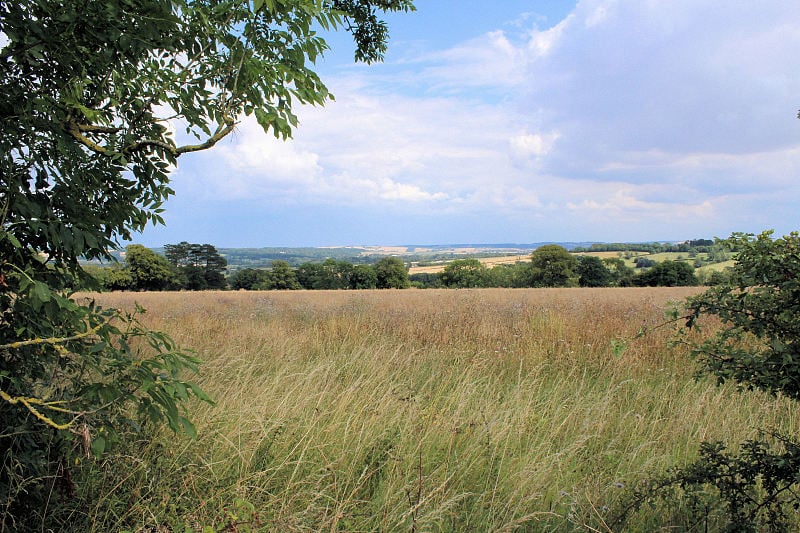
167, 0, 800, 244
522, 0, 800, 179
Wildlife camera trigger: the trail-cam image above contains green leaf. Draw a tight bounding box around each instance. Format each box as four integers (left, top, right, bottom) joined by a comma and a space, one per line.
91, 435, 106, 455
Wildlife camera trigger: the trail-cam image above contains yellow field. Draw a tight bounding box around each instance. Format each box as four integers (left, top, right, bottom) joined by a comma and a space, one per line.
408, 254, 528, 274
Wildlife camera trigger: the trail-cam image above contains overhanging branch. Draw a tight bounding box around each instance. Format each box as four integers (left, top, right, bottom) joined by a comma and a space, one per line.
65, 116, 237, 158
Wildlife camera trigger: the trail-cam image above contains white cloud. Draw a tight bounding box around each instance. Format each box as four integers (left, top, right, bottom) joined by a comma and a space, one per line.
168, 0, 800, 244
510, 132, 560, 161
521, 0, 800, 177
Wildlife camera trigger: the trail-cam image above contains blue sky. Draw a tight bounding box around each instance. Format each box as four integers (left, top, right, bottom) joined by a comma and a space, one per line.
138, 0, 800, 247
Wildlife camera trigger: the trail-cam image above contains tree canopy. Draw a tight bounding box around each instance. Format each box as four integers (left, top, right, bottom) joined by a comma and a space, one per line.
375, 256, 410, 288
528, 245, 579, 288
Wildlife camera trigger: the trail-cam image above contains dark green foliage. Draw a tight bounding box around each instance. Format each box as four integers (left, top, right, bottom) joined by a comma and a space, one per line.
350, 264, 378, 289
124, 244, 180, 291
619, 231, 800, 529
528, 245, 579, 288
576, 255, 614, 287
229, 268, 271, 290
704, 269, 732, 286
686, 231, 800, 398
267, 260, 302, 290
615, 434, 800, 532
375, 257, 410, 289
603, 257, 636, 286
164, 242, 228, 290
575, 239, 716, 254
409, 272, 443, 288
440, 258, 488, 288
634, 260, 698, 287
296, 258, 354, 289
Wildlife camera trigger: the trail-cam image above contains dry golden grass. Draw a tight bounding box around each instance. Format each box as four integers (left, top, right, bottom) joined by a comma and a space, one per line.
81, 288, 800, 531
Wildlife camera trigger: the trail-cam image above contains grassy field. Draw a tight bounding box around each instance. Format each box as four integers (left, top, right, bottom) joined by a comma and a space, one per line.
76, 288, 799, 531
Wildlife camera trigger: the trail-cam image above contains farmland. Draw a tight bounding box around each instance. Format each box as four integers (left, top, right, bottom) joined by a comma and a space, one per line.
72, 288, 800, 531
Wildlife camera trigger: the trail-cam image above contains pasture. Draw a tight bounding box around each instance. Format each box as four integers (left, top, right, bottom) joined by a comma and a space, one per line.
78, 288, 799, 531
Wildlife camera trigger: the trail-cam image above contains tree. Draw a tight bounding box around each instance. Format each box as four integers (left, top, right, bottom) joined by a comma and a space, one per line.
409, 272, 443, 289
375, 257, 409, 289
0, 0, 413, 528
485, 264, 516, 288
529, 245, 579, 287
576, 255, 614, 287
685, 231, 800, 398
634, 260, 698, 287
164, 242, 193, 267
268, 260, 302, 290
602, 257, 635, 287
124, 244, 180, 291
229, 268, 270, 290
441, 258, 488, 288
350, 264, 378, 289
165, 242, 227, 290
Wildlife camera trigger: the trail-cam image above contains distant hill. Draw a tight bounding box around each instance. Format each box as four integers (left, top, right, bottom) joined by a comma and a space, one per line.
216, 242, 601, 269
87, 241, 701, 270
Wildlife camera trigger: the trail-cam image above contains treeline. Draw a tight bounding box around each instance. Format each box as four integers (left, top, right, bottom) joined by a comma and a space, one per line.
83, 245, 412, 291
83, 243, 726, 292
574, 238, 718, 254
412, 245, 707, 289
229, 257, 410, 290
83, 242, 228, 291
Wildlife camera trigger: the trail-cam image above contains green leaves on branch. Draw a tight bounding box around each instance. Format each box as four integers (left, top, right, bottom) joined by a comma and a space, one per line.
2, 276, 212, 446
684, 230, 800, 399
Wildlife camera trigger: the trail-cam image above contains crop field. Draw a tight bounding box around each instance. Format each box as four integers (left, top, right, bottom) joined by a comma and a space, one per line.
79, 288, 799, 531
409, 255, 528, 274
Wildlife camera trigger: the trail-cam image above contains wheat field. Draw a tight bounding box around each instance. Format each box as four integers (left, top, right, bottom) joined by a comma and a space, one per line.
76, 288, 800, 531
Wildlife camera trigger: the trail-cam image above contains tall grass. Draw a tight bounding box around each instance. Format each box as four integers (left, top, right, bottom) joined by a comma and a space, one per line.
73, 288, 800, 531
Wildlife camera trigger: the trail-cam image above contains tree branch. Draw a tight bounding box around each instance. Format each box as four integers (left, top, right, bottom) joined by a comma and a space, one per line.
175, 119, 236, 155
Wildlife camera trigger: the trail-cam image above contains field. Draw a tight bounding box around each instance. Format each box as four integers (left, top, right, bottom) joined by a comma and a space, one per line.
409, 255, 528, 274
78, 288, 799, 531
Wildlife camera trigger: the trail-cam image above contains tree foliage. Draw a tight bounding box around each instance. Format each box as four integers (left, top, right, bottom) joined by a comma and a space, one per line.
441, 258, 488, 288
374, 257, 409, 289
1, 0, 413, 528
528, 245, 579, 288
576, 255, 614, 287
164, 242, 228, 289
634, 260, 697, 287
125, 244, 180, 291
685, 231, 800, 398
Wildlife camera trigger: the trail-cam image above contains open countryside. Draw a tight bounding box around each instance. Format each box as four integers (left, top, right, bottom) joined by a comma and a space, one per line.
5, 1, 800, 532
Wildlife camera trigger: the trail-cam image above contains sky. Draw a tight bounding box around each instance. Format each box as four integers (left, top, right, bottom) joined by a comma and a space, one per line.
138, 0, 800, 247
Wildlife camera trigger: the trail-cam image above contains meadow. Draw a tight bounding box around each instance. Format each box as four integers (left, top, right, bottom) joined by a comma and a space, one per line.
77, 288, 799, 531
